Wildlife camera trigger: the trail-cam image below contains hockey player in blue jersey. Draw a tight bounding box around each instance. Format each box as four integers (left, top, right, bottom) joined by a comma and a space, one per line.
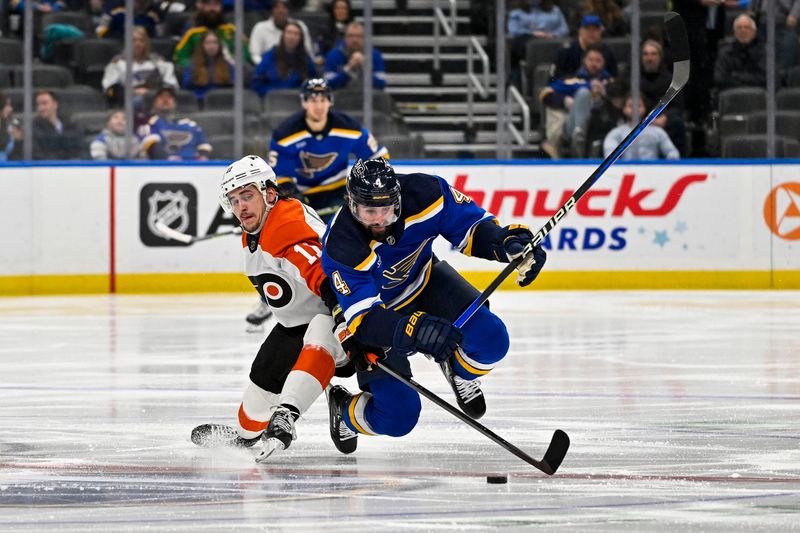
320, 158, 547, 452
267, 78, 388, 220
247, 78, 388, 331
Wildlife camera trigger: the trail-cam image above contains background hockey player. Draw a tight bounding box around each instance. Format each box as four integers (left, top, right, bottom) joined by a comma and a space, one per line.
247, 77, 388, 331
192, 155, 351, 460
320, 158, 547, 452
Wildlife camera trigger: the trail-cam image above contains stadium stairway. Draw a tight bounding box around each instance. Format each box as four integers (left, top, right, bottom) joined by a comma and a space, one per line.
352, 0, 535, 159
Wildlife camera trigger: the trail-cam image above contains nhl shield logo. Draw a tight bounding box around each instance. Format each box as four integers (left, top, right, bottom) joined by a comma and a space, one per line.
140, 183, 197, 247
148, 190, 190, 236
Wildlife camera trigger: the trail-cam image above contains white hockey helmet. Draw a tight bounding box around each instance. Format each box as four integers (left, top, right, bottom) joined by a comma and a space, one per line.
219, 155, 278, 214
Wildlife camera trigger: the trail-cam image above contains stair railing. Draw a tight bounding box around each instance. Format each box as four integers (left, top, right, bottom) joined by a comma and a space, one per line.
506, 85, 531, 146
466, 36, 490, 131
432, 0, 457, 75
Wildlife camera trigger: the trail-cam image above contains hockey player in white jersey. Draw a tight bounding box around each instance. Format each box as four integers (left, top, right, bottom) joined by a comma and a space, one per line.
191, 155, 353, 460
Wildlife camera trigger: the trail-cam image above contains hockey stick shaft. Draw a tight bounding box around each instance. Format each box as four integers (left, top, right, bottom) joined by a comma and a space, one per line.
155, 220, 241, 244
455, 12, 689, 328
374, 359, 569, 475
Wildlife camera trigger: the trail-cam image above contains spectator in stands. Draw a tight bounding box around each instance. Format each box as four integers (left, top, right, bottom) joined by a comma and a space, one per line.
553, 15, 618, 80
673, 0, 731, 157
0, 93, 23, 162
540, 43, 612, 158
324, 21, 387, 90
508, 0, 569, 88
102, 26, 179, 108
714, 13, 767, 91
318, 0, 353, 56
91, 110, 141, 160
584, 78, 627, 158
640, 39, 687, 155
173, 0, 251, 68
7, 0, 63, 15
182, 30, 235, 103
603, 93, 680, 160
751, 0, 799, 85
249, 0, 314, 65
96, 0, 162, 39
576, 0, 627, 36
251, 21, 317, 97
32, 90, 84, 160
140, 85, 212, 160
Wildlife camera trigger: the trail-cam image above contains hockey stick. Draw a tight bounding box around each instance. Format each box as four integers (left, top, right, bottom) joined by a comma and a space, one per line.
455, 12, 690, 327
155, 220, 242, 244
374, 359, 569, 475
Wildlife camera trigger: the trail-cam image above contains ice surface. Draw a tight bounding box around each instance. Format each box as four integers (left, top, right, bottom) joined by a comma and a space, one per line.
1, 291, 799, 531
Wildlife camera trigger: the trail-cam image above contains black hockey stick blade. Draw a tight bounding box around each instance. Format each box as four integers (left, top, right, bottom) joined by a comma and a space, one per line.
375, 360, 570, 475
539, 429, 570, 475
663, 12, 690, 91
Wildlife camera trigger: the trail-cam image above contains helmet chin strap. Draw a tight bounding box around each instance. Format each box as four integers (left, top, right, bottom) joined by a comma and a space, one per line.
242, 187, 279, 235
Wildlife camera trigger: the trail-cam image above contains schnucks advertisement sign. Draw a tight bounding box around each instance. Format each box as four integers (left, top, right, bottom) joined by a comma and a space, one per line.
0, 162, 798, 294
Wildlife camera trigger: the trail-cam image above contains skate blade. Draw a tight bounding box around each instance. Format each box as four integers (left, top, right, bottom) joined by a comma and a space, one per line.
255, 438, 286, 463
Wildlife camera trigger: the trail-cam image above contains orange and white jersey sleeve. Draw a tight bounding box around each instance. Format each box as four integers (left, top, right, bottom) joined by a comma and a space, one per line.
243, 199, 331, 328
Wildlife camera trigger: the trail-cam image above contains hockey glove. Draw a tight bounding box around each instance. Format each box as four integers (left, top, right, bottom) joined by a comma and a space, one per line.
392, 311, 463, 363
495, 224, 547, 287
333, 308, 385, 372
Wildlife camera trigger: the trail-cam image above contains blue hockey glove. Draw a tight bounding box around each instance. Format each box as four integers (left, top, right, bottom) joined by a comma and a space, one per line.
392, 311, 463, 362
496, 224, 547, 287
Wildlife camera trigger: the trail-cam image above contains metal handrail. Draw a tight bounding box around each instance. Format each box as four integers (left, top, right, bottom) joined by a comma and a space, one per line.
467, 36, 490, 129
433, 0, 457, 73
506, 85, 530, 146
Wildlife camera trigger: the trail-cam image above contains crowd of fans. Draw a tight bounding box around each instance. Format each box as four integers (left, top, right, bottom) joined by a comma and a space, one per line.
517, 0, 799, 159
0, 0, 387, 160
1, 0, 798, 161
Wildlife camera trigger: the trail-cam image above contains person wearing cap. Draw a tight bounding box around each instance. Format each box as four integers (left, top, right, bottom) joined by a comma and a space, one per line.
173, 0, 251, 68
139, 85, 212, 160
552, 14, 618, 81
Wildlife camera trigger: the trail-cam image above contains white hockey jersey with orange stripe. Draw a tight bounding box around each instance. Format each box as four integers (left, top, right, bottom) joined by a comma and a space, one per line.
243, 198, 330, 327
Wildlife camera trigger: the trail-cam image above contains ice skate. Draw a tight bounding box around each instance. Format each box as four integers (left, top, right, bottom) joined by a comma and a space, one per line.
246, 299, 272, 332
255, 406, 297, 462
191, 423, 260, 448
439, 352, 486, 419
326, 385, 358, 454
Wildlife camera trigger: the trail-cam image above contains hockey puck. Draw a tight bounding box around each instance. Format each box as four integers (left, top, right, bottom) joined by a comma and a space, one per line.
486, 475, 508, 484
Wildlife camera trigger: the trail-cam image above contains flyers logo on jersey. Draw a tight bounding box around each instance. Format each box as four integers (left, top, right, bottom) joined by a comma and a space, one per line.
382, 239, 431, 290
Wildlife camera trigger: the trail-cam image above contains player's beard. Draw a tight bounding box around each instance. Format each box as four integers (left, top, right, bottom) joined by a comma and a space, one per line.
367, 223, 391, 241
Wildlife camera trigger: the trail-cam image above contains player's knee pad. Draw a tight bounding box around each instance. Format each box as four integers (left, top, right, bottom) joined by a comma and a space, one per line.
304, 313, 348, 367
366, 377, 421, 437
462, 306, 510, 365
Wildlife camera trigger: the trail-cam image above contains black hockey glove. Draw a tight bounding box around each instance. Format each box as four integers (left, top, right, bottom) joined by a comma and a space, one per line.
392, 311, 463, 363
494, 224, 547, 287
333, 305, 385, 372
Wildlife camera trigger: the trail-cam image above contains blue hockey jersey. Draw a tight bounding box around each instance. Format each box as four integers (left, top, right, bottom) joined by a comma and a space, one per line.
321, 172, 495, 347
140, 115, 212, 160
268, 109, 387, 195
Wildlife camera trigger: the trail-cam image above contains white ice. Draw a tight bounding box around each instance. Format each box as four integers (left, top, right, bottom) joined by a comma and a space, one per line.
1, 291, 799, 531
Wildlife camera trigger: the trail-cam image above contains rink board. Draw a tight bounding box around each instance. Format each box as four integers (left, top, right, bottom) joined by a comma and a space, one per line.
0, 161, 798, 295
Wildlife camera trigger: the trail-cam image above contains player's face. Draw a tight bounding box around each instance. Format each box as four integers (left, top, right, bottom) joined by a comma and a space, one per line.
303, 94, 331, 122
228, 185, 266, 232
354, 204, 397, 238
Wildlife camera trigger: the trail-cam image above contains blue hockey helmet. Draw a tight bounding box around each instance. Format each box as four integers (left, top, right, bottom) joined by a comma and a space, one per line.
300, 78, 333, 103
346, 158, 401, 226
